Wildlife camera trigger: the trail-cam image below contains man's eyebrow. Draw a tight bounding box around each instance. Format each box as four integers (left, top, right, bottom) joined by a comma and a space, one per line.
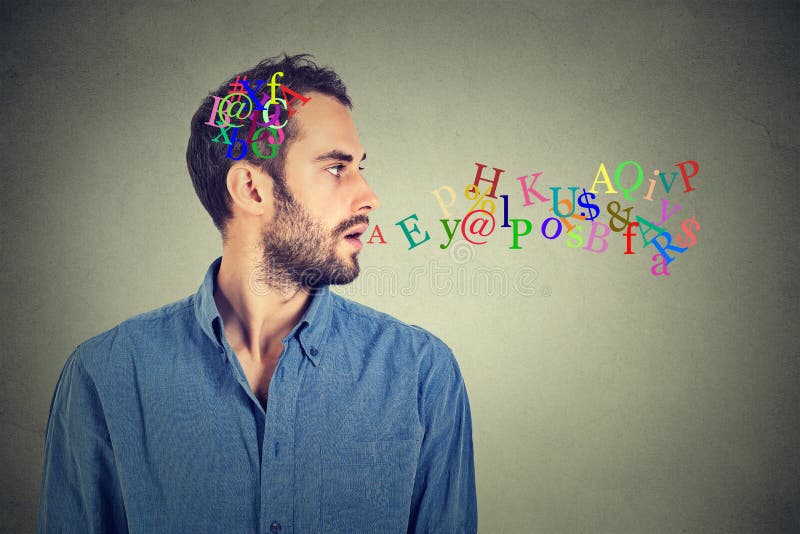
313, 150, 367, 163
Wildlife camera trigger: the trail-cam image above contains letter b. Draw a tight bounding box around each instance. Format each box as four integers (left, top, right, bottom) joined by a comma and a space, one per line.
583, 221, 611, 253
226, 128, 247, 160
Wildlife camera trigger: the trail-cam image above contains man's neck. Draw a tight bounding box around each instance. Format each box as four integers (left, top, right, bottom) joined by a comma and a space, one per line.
213, 252, 311, 364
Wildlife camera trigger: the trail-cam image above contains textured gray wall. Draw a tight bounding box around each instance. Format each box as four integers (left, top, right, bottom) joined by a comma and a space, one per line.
2, 1, 798, 532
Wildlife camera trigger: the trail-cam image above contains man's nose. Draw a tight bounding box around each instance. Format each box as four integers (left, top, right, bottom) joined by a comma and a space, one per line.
355, 173, 381, 213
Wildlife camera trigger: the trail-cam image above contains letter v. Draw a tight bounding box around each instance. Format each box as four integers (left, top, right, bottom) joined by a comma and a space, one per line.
658, 198, 681, 225
658, 171, 680, 194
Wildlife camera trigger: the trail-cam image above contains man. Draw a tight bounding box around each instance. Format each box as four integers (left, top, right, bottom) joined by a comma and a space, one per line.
37, 54, 477, 533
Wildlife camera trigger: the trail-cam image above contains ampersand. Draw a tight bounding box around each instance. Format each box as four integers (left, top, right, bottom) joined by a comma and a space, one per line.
607, 201, 634, 232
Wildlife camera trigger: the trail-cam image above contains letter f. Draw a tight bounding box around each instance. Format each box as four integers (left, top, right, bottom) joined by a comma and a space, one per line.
268, 71, 284, 102
623, 222, 639, 255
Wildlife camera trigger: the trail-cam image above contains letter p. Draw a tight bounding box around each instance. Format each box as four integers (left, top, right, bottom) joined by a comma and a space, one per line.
509, 218, 533, 249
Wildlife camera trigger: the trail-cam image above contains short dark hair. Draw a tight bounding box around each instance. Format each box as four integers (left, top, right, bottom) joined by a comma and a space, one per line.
186, 53, 351, 241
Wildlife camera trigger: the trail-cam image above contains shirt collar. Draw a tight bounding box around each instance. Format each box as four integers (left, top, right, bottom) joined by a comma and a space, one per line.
193, 255, 333, 366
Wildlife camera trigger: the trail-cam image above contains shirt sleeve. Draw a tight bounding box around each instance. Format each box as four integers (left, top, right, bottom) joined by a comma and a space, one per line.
407, 345, 478, 534
37, 346, 128, 533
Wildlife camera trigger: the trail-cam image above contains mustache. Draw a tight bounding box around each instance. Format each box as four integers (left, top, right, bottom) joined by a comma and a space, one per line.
332, 214, 370, 236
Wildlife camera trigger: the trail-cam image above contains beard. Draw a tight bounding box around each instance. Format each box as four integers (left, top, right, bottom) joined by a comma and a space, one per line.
254, 175, 368, 293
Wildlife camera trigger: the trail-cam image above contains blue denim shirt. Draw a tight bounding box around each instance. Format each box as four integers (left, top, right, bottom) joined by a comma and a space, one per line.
37, 256, 477, 533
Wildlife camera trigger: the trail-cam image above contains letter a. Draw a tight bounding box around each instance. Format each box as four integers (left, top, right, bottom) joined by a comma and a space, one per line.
589, 163, 617, 195
366, 225, 387, 244
651, 254, 671, 276
635, 216, 666, 247
280, 86, 312, 118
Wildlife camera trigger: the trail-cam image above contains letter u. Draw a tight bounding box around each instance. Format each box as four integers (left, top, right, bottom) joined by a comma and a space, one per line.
549, 187, 580, 217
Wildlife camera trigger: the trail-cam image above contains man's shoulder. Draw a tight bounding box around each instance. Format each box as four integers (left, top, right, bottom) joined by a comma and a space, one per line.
330, 292, 445, 340
70, 294, 196, 372
327, 294, 468, 410
328, 292, 456, 365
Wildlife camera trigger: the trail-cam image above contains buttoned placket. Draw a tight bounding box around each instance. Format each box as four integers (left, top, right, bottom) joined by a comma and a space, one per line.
219, 323, 318, 534
259, 332, 307, 534
198, 267, 329, 533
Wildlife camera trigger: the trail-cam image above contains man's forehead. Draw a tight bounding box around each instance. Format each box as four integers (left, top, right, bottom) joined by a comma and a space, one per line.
290, 93, 364, 158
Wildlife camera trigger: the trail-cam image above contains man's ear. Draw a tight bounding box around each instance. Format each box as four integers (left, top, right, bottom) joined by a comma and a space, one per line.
226, 162, 275, 218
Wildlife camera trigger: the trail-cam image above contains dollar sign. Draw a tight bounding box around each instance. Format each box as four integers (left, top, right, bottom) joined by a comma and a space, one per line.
675, 216, 700, 248
577, 188, 600, 221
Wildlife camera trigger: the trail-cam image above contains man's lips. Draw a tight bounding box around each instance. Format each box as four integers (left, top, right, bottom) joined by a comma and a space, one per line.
342, 223, 368, 240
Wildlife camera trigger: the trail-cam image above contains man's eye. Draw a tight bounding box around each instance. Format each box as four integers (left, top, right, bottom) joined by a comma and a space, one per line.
358, 165, 365, 171
326, 165, 344, 177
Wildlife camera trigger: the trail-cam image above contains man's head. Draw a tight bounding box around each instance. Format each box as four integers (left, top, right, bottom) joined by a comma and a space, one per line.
187, 54, 380, 290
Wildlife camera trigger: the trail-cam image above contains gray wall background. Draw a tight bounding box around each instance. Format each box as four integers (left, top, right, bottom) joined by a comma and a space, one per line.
2, 1, 798, 532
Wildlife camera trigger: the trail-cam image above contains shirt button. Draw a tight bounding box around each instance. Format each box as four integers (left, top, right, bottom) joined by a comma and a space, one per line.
269, 521, 281, 533
310, 347, 318, 356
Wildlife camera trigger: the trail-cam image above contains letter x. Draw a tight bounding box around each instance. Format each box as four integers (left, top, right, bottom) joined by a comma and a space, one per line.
211, 121, 237, 145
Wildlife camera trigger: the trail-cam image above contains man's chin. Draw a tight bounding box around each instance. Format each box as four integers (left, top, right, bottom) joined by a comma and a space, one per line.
327, 256, 360, 286
296, 259, 359, 289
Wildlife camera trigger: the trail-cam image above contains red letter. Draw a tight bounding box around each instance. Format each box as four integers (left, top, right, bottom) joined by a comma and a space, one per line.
280, 86, 312, 118
676, 160, 700, 193
366, 225, 386, 244
623, 222, 639, 255
471, 163, 504, 199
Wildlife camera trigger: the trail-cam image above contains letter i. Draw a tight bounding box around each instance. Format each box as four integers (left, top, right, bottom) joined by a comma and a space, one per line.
643, 172, 657, 201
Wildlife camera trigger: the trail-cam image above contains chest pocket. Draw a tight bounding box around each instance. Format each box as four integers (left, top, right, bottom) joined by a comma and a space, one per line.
320, 439, 421, 533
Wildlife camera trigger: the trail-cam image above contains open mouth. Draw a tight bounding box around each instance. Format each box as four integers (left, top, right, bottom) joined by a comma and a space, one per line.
342, 224, 368, 248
